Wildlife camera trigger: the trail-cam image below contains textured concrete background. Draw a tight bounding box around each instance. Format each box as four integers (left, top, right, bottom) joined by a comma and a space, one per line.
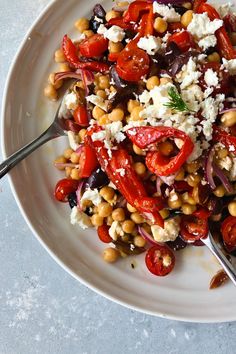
0, 1, 236, 353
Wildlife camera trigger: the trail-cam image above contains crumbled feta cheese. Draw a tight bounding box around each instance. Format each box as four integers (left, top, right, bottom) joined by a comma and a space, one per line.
94, 16, 103, 23
80, 188, 102, 206
70, 206, 91, 229
201, 94, 225, 140
68, 131, 80, 151
153, 3, 181, 22
151, 218, 180, 243
198, 35, 217, 51
91, 130, 106, 142
117, 168, 126, 177
107, 121, 126, 143
187, 140, 202, 163
98, 24, 125, 42
222, 58, 236, 75
178, 58, 202, 90
214, 3, 233, 18
204, 69, 219, 87
137, 35, 161, 55
86, 94, 108, 111
187, 13, 223, 39
181, 84, 203, 112
64, 92, 78, 110
230, 158, 236, 181
218, 156, 233, 171
108, 221, 124, 241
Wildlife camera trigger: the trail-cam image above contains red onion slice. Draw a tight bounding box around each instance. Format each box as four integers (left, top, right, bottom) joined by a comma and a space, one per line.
156, 177, 162, 195
54, 71, 82, 83
79, 69, 94, 96
138, 226, 160, 246
205, 148, 216, 190
54, 162, 79, 168
219, 107, 236, 115
212, 163, 234, 193
75, 144, 84, 155
76, 180, 85, 211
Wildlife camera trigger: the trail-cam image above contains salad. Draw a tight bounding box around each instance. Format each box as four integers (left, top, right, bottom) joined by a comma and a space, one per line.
44, 0, 236, 287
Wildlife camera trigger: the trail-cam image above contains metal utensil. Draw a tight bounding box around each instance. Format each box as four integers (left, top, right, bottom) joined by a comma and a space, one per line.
0, 92, 70, 179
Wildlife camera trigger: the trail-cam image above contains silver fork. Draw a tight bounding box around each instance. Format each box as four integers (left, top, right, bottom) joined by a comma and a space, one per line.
0, 94, 69, 179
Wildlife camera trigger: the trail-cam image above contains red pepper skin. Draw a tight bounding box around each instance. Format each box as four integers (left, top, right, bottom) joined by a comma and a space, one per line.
123, 1, 152, 23
86, 127, 164, 227
138, 7, 154, 37
108, 52, 120, 62
62, 35, 109, 73
168, 31, 195, 52
193, 0, 206, 12
197, 3, 236, 60
127, 127, 194, 176
213, 126, 236, 155
108, 18, 137, 31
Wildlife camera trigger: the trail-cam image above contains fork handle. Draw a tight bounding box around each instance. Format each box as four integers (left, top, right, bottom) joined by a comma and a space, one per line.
0, 125, 59, 179
207, 233, 236, 286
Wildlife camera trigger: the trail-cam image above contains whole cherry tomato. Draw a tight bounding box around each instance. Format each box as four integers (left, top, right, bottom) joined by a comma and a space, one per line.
54, 179, 79, 202
221, 216, 236, 252
79, 34, 108, 58
78, 145, 99, 178
180, 213, 209, 242
73, 105, 89, 127
97, 224, 113, 243
145, 245, 175, 276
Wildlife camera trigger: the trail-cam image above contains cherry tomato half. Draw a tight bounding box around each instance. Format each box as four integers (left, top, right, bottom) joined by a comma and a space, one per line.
97, 224, 113, 243
79, 34, 108, 58
73, 105, 89, 127
54, 178, 79, 202
199, 62, 231, 95
116, 47, 150, 82
221, 216, 236, 252
145, 245, 175, 276
168, 31, 195, 52
78, 145, 99, 178
180, 214, 209, 242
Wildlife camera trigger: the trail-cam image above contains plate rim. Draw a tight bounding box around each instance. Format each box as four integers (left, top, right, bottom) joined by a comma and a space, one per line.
1, 0, 236, 323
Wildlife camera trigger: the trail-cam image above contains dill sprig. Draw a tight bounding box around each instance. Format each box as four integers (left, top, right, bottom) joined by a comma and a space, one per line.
164, 87, 190, 113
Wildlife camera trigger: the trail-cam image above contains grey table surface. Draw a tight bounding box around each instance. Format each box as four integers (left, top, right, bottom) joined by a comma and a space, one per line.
0, 0, 236, 353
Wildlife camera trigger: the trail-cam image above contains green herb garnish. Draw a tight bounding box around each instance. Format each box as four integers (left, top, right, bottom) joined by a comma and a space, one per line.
164, 87, 190, 113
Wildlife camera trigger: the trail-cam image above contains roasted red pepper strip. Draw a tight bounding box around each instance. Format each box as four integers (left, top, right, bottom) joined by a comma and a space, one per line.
123, 1, 152, 23
107, 18, 137, 31
197, 3, 236, 60
127, 127, 194, 176
193, 0, 206, 12
138, 6, 154, 37
108, 52, 120, 62
213, 126, 236, 155
62, 35, 109, 73
86, 127, 164, 227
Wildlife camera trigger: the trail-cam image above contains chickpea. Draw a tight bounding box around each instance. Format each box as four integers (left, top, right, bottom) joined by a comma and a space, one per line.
175, 168, 185, 181
142, 223, 152, 234
106, 215, 114, 226
213, 185, 226, 198
130, 106, 143, 121
146, 76, 160, 91
168, 192, 182, 209
159, 141, 174, 157
182, 192, 196, 206
65, 167, 72, 177
112, 208, 125, 222
59, 63, 70, 72
105, 10, 121, 22
133, 144, 145, 156
96, 90, 107, 99
228, 201, 236, 216
160, 77, 172, 85
122, 220, 135, 233
108, 108, 124, 122
117, 1, 129, 6
127, 203, 137, 213
127, 99, 139, 113
83, 30, 94, 37
70, 168, 80, 180
98, 202, 113, 217
100, 186, 115, 201
92, 106, 105, 120
78, 129, 87, 141
63, 148, 73, 159
192, 186, 200, 204
185, 161, 200, 174
207, 52, 221, 63
70, 152, 80, 164
131, 212, 144, 224
217, 148, 228, 159
154, 17, 168, 33
103, 247, 120, 263
98, 75, 110, 90
133, 162, 146, 175
181, 10, 193, 27
54, 156, 67, 170
221, 111, 236, 127
186, 173, 201, 187
109, 41, 124, 53
159, 209, 170, 219
182, 204, 196, 215
48, 73, 63, 89
183, 2, 192, 9
74, 17, 89, 32
98, 114, 109, 125
54, 48, 65, 63
91, 214, 104, 227
134, 235, 146, 248
230, 32, 236, 46
44, 84, 58, 101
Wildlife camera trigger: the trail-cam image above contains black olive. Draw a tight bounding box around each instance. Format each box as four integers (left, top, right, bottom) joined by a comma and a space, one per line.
167, 236, 187, 251
68, 192, 77, 209
204, 47, 217, 55
173, 5, 187, 16
89, 15, 103, 32
93, 4, 106, 19
86, 167, 109, 189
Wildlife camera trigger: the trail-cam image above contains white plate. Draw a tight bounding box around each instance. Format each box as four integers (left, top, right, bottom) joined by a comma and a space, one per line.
2, 0, 236, 323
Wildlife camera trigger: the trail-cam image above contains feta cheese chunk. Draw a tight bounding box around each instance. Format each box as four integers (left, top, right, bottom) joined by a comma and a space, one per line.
137, 35, 161, 55
108, 221, 124, 241
178, 58, 202, 90
222, 58, 236, 75
187, 13, 223, 39
86, 94, 108, 111
204, 69, 219, 87
70, 207, 92, 229
153, 3, 181, 22
151, 218, 180, 243
80, 188, 102, 206
218, 156, 233, 171
64, 92, 78, 110
68, 131, 80, 151
98, 24, 125, 42
198, 35, 217, 51
230, 158, 236, 181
